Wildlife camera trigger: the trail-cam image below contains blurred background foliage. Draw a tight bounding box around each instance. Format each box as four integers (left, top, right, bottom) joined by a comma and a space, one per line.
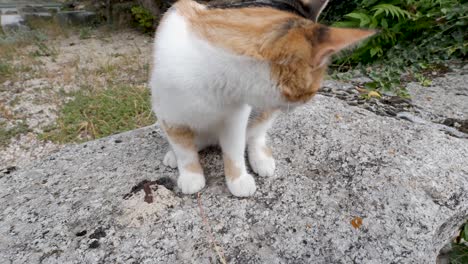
321, 0, 467, 96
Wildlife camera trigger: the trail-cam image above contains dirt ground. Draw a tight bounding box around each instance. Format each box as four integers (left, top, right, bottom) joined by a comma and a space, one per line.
0, 28, 153, 168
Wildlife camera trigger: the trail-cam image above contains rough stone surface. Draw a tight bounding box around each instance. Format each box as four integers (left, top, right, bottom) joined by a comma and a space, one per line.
408, 68, 468, 123
320, 70, 468, 138
1, 94, 467, 263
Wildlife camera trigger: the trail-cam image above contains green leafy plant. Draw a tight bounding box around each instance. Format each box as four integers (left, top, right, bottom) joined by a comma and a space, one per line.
131, 6, 156, 33
450, 221, 468, 264
328, 0, 467, 96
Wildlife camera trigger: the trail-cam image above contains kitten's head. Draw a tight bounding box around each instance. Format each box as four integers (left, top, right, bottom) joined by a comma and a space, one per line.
261, 0, 376, 105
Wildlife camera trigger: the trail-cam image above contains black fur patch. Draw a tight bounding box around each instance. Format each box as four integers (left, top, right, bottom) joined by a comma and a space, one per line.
206, 0, 310, 19
315, 25, 329, 42
306, 25, 329, 44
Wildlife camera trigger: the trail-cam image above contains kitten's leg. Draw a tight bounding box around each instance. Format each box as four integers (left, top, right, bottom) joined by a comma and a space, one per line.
163, 132, 215, 169
220, 105, 256, 197
247, 110, 280, 177
161, 121, 205, 194
163, 150, 177, 169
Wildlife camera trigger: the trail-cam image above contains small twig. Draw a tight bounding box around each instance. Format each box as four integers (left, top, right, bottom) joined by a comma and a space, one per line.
197, 193, 227, 264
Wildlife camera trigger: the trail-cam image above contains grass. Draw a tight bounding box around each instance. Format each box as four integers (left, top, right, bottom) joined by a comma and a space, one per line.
0, 21, 61, 82
450, 243, 468, 264
450, 221, 468, 264
40, 85, 156, 143
79, 27, 93, 40
0, 121, 31, 147
0, 59, 14, 84
2, 19, 154, 146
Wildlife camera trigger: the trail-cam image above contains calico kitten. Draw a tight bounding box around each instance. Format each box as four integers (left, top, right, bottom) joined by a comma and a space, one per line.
150, 0, 375, 197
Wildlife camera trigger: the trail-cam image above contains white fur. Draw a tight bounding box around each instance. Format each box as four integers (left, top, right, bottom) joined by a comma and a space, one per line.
163, 150, 177, 168
226, 173, 257, 197
177, 171, 206, 194
247, 111, 280, 177
150, 10, 290, 196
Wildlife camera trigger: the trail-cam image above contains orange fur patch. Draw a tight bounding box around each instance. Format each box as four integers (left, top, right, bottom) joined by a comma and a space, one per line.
223, 154, 241, 180
249, 110, 274, 128
186, 162, 203, 174
263, 146, 273, 158
176, 1, 301, 59
161, 120, 196, 150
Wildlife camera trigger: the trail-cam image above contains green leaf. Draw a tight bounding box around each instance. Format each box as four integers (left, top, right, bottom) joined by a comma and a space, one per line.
370, 16, 379, 28
370, 47, 382, 57
463, 223, 468, 241
373, 8, 384, 17
381, 18, 388, 28
344, 12, 373, 27
332, 21, 359, 28
371, 4, 411, 20
364, 82, 378, 90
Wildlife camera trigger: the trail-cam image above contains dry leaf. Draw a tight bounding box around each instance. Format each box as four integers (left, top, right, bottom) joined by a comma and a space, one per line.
368, 91, 381, 98
351, 217, 363, 229
356, 87, 367, 93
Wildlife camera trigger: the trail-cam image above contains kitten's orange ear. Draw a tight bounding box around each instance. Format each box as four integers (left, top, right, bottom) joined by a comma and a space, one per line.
313, 27, 377, 67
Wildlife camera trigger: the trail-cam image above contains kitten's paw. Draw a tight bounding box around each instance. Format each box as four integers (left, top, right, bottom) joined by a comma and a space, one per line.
227, 174, 257, 197
178, 172, 206, 194
248, 147, 276, 177
163, 150, 177, 168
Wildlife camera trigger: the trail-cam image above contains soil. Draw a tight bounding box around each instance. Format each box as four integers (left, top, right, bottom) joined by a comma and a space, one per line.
0, 28, 152, 168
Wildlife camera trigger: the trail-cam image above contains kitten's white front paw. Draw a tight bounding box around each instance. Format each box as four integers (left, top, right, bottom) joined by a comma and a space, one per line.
163, 150, 177, 168
227, 174, 257, 197
248, 148, 276, 177
178, 171, 206, 194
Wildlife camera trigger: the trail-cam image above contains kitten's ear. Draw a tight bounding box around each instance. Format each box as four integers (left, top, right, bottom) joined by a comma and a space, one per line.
313, 27, 377, 67
301, 0, 329, 22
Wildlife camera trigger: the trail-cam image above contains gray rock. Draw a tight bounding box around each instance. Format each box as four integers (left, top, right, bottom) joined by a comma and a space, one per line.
1, 95, 467, 263
322, 80, 354, 90
0, 14, 27, 33
22, 12, 53, 23
408, 73, 468, 121
397, 112, 468, 139
19, 5, 52, 13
